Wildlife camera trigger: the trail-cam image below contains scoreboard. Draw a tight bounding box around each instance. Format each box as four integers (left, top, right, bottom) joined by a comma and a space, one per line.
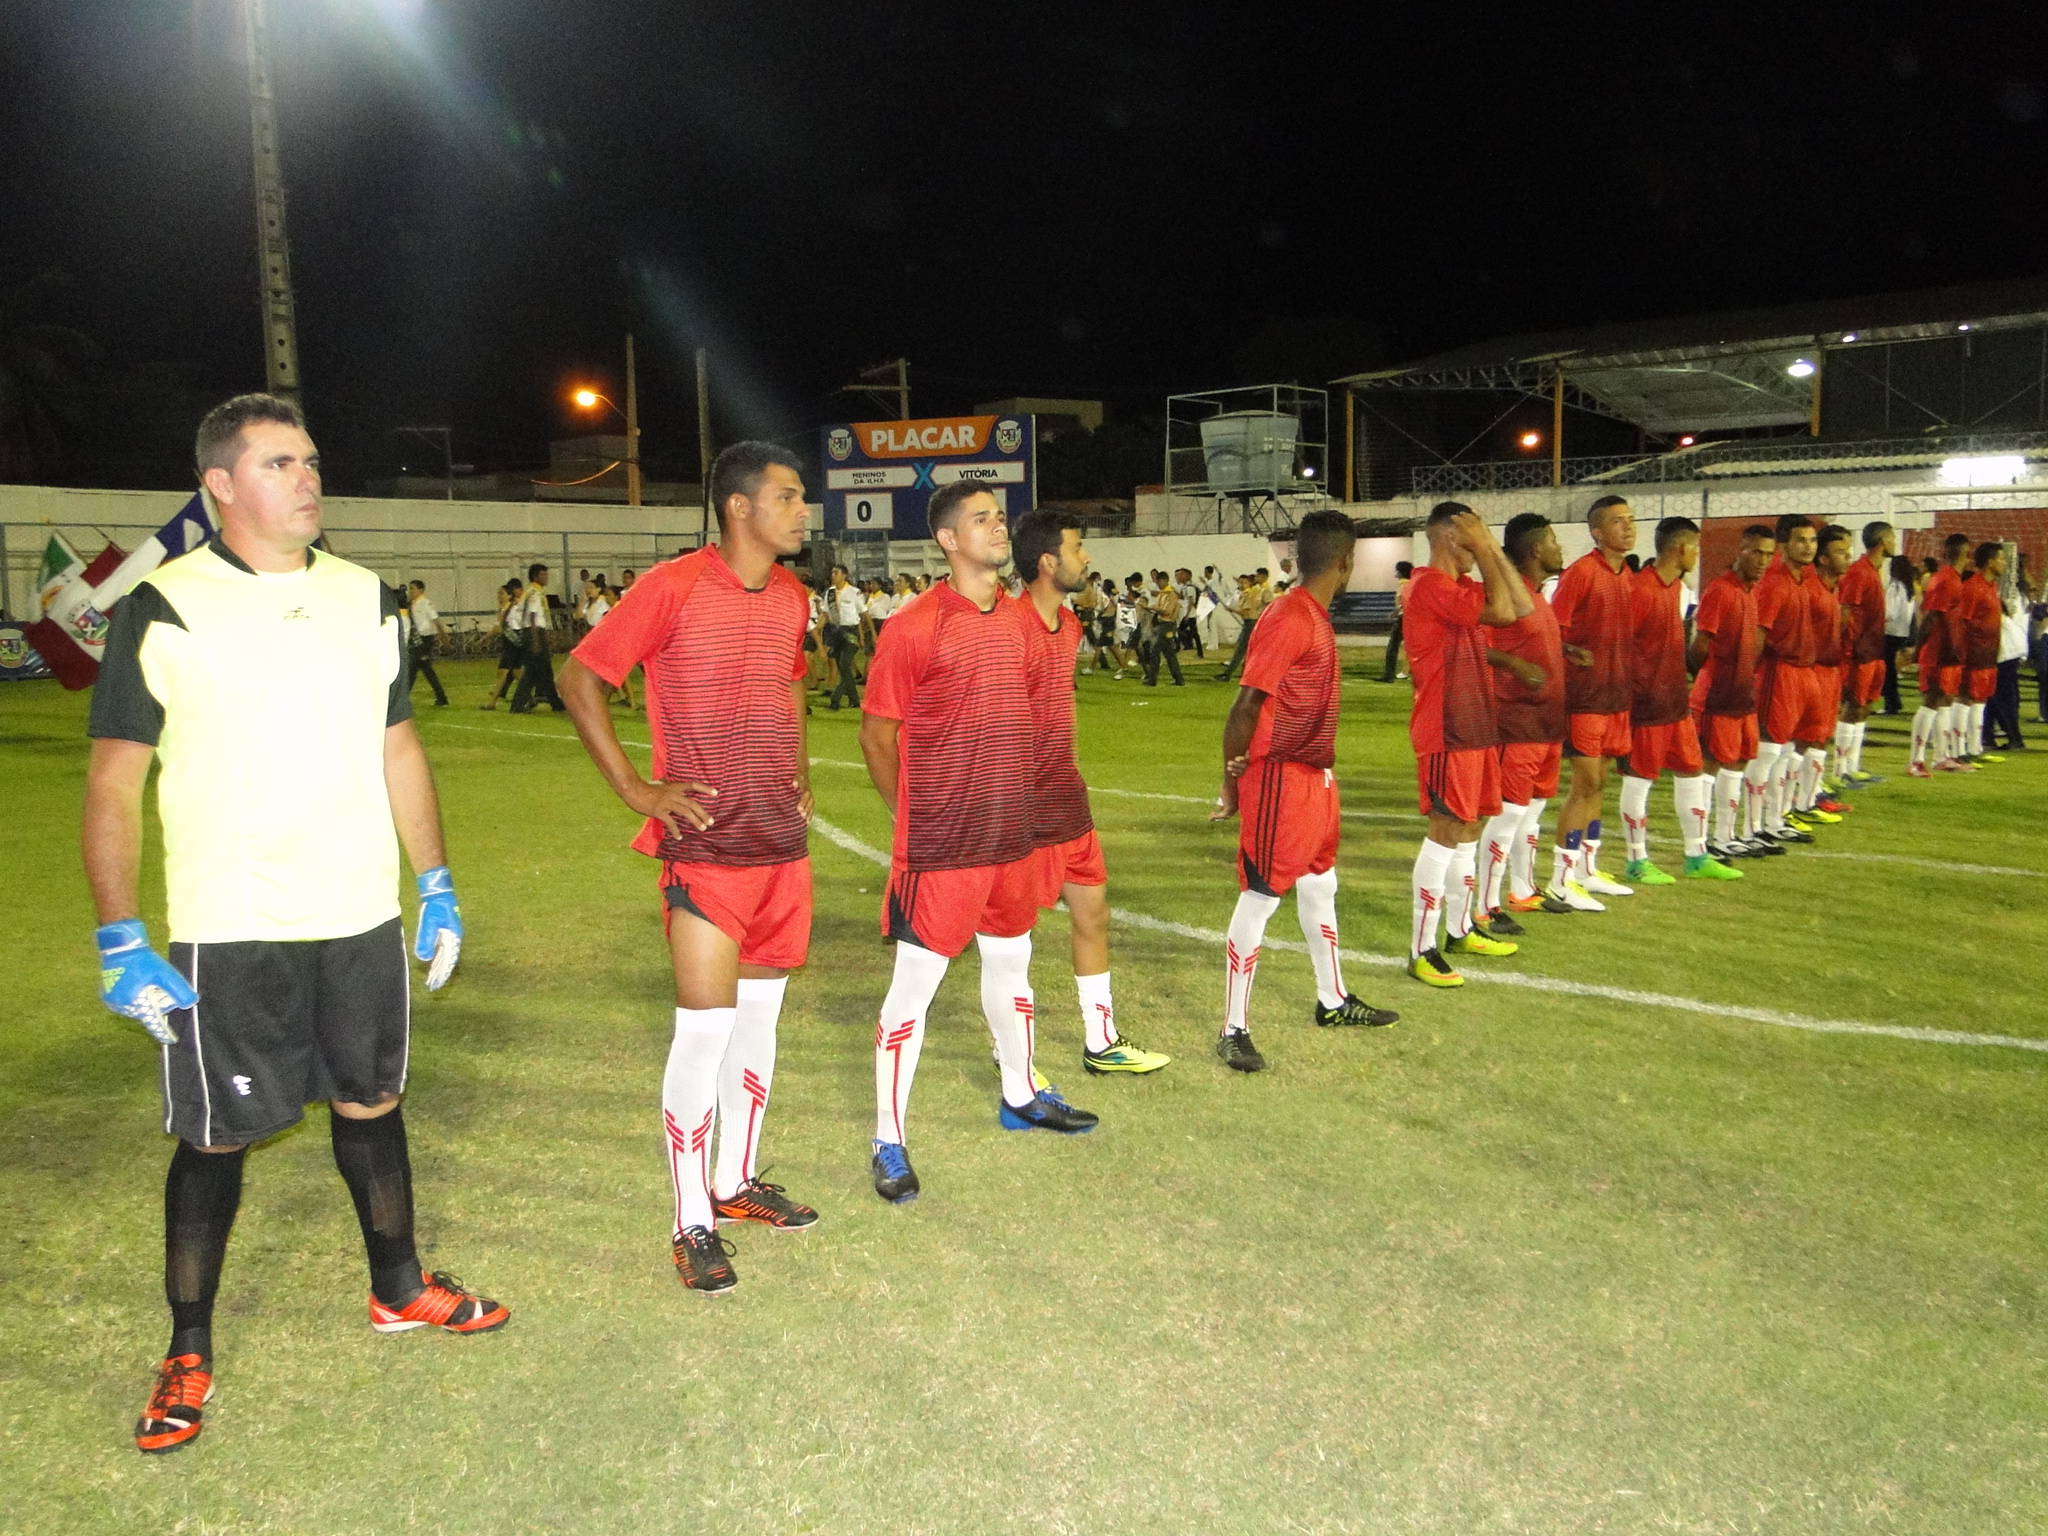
820, 414, 1036, 537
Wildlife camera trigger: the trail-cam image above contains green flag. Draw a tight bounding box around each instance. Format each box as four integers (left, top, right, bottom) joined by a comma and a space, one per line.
36, 533, 83, 615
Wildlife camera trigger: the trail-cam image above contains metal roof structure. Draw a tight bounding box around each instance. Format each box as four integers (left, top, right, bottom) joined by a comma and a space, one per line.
1337, 276, 2048, 436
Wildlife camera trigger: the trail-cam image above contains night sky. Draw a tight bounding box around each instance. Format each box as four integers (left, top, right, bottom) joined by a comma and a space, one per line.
5, 1, 2048, 488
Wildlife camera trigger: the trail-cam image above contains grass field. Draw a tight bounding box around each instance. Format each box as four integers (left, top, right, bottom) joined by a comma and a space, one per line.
5, 652, 2048, 1535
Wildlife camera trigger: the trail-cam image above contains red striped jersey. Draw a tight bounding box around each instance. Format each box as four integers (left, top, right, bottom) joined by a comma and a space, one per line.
1836, 554, 1887, 664
1754, 560, 1815, 666
1405, 566, 1498, 753
1688, 570, 1761, 718
1920, 564, 1963, 664
864, 582, 1035, 871
1627, 563, 1692, 727
1241, 585, 1340, 768
1956, 572, 2003, 668
1484, 573, 1566, 745
1550, 550, 1634, 714
1809, 574, 1846, 667
1015, 598, 1093, 847
571, 546, 810, 867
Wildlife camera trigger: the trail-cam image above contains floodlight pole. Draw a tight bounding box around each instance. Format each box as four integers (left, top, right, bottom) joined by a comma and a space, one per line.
1808, 353, 1823, 436
625, 333, 642, 507
695, 347, 712, 541
1550, 368, 1564, 487
243, 0, 302, 404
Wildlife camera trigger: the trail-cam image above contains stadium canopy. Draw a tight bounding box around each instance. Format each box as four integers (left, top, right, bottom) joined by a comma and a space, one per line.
1337, 276, 2048, 436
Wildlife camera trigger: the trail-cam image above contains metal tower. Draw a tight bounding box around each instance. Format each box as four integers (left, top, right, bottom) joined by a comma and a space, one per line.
243, 0, 302, 403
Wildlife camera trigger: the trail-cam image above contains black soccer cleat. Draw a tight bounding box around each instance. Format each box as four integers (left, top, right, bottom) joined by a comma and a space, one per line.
998, 1087, 1099, 1134
1480, 907, 1527, 937
671, 1225, 739, 1295
870, 1140, 920, 1204
1315, 993, 1400, 1028
1215, 1029, 1266, 1073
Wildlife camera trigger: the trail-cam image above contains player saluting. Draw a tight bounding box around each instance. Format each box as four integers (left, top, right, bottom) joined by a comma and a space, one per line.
85, 395, 502, 1456
860, 483, 1098, 1205
1210, 510, 1397, 1071
1480, 512, 1572, 922
1909, 532, 1973, 775
559, 442, 820, 1296
1009, 508, 1170, 1075
1403, 502, 1532, 988
1690, 525, 1780, 858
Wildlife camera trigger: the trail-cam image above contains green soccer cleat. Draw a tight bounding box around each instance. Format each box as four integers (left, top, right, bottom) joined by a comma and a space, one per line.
1795, 804, 1842, 825
1445, 928, 1518, 957
1315, 993, 1400, 1027
1683, 852, 1744, 880
1623, 858, 1677, 886
1407, 947, 1465, 988
1082, 1037, 1171, 1074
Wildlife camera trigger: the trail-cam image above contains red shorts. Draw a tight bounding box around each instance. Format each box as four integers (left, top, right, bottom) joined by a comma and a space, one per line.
1417, 748, 1504, 823
882, 856, 1040, 959
1918, 644, 1961, 697
1237, 758, 1340, 897
1032, 829, 1108, 907
1696, 710, 1760, 767
1758, 660, 1832, 745
1497, 740, 1562, 803
1966, 666, 1998, 703
1847, 659, 1886, 707
1624, 717, 1704, 779
661, 858, 811, 970
1565, 710, 1632, 758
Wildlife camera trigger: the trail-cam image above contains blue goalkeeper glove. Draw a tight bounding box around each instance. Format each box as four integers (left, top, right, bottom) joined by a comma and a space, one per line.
414, 866, 463, 991
96, 920, 196, 1046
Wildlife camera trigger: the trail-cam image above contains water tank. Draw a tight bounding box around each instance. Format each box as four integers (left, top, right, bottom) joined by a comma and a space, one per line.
1198, 411, 1300, 492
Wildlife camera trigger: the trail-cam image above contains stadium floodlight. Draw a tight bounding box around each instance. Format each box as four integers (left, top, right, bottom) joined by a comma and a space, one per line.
1518, 430, 1542, 449
1785, 359, 1817, 379
1678, 434, 1696, 447
1937, 454, 2025, 486
1959, 323, 1973, 332
1301, 465, 1316, 478
1841, 332, 1858, 342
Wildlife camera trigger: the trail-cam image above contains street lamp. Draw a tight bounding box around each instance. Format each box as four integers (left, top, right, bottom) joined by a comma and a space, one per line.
569, 336, 642, 506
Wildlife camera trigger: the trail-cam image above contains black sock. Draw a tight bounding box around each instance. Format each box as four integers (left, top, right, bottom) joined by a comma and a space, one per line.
330, 1106, 423, 1308
164, 1141, 246, 1362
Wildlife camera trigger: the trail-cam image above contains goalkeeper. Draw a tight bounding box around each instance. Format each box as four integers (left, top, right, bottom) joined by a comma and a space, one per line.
81, 393, 508, 1459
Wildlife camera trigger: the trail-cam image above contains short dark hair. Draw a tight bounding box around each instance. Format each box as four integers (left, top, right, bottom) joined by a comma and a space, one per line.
408, 579, 425, 592
1943, 532, 1972, 558
1889, 555, 1919, 586
1741, 523, 1775, 545
1295, 509, 1358, 579
1427, 500, 1473, 529
1011, 508, 1081, 585
195, 392, 304, 474
1816, 524, 1852, 557
1975, 540, 2004, 569
709, 441, 802, 529
1587, 494, 1629, 527
830, 563, 848, 577
1861, 520, 1892, 550
1394, 560, 1413, 577
1654, 515, 1700, 553
505, 578, 523, 592
1503, 512, 1550, 564
1774, 513, 1813, 543
527, 562, 548, 581
927, 479, 997, 536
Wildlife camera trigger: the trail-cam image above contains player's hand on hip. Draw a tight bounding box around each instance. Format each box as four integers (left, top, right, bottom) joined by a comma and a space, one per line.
95, 920, 195, 1045
793, 775, 815, 824
631, 778, 719, 835
413, 866, 464, 991
1211, 773, 1241, 822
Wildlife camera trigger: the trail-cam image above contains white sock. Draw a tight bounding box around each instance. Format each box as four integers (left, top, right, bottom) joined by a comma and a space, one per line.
713, 978, 784, 1200
1619, 776, 1653, 863
1583, 836, 1604, 879
875, 942, 949, 1146
1549, 839, 1577, 892
1480, 805, 1523, 913
1766, 746, 1797, 828
1744, 741, 1781, 836
1714, 767, 1744, 842
1832, 722, 1853, 780
1800, 746, 1826, 809
1411, 838, 1455, 957
1943, 702, 1965, 760
1675, 774, 1710, 857
1849, 720, 1867, 774
663, 1006, 736, 1236
1967, 702, 1986, 756
976, 931, 1037, 1109
1076, 971, 1116, 1054
1293, 867, 1347, 1008
1911, 706, 1937, 765
1444, 840, 1480, 940
1510, 798, 1545, 900
1223, 890, 1281, 1034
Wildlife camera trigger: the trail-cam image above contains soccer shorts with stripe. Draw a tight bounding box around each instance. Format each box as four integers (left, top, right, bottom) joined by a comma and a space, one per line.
1966, 666, 1997, 703
1416, 748, 1504, 822
1917, 643, 1961, 698
661, 857, 811, 970
1564, 710, 1632, 758
1758, 660, 1831, 744
1847, 659, 1886, 707
882, 857, 1041, 958
1624, 717, 1704, 778
1696, 709, 1759, 767
1032, 829, 1107, 908
1498, 740, 1562, 803
1236, 757, 1340, 897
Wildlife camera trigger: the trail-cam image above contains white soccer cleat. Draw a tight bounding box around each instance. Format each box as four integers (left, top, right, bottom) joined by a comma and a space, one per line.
1546, 879, 1606, 913
1577, 871, 1634, 897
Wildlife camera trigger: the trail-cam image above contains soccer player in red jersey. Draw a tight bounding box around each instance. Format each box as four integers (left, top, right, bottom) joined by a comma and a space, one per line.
1910, 532, 1973, 774
1832, 520, 1895, 785
1750, 514, 1826, 843
1797, 525, 1854, 822
1956, 541, 2011, 764
1209, 511, 1397, 1072
560, 442, 820, 1295
860, 484, 1097, 1203
1480, 512, 1572, 921
1403, 502, 1531, 987
1689, 524, 1777, 858
1008, 508, 1169, 1075
1618, 517, 1744, 884
1544, 494, 1638, 909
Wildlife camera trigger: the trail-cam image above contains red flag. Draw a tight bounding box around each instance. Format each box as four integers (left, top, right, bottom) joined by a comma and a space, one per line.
31, 541, 129, 691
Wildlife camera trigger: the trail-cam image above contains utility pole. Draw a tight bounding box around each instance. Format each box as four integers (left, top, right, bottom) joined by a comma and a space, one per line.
837, 358, 911, 421
395, 426, 454, 499
625, 333, 642, 507
694, 347, 712, 542
1550, 368, 1564, 488
243, 0, 302, 404
894, 356, 908, 420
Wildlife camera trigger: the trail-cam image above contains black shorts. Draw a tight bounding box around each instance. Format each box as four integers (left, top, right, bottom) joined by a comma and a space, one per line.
497, 636, 524, 671
162, 918, 411, 1146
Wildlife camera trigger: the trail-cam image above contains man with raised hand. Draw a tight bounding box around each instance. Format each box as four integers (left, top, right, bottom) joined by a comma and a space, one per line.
85, 394, 501, 1457
1956, 541, 2011, 766
1403, 503, 1532, 988
1543, 494, 1638, 910
1209, 511, 1398, 1071
1910, 532, 1973, 776
1833, 521, 1894, 786
1797, 525, 1855, 823
1008, 509, 1170, 1076
860, 484, 1098, 1205
1689, 525, 1780, 860
1751, 515, 1826, 845
1617, 517, 1743, 885
1480, 512, 1573, 924
559, 441, 820, 1297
